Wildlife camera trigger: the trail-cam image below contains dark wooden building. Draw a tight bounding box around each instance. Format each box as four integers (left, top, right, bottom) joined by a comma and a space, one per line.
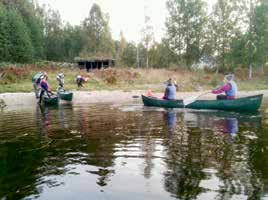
76, 58, 115, 72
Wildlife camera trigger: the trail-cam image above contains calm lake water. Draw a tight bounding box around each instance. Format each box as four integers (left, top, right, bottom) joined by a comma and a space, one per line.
1, 99, 268, 200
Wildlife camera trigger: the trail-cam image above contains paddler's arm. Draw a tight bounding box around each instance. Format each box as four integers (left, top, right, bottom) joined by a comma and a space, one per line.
212, 84, 231, 94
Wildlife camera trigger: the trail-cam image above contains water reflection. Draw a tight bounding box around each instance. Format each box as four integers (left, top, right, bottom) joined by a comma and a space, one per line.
165, 110, 177, 131
0, 103, 266, 200
162, 109, 263, 199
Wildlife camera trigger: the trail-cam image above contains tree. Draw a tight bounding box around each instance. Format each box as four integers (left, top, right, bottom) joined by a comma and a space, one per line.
1, 0, 45, 60
0, 4, 10, 61
141, 15, 154, 68
6, 8, 33, 63
149, 40, 177, 68
251, 1, 268, 74
43, 7, 65, 61
81, 3, 114, 58
166, 0, 207, 68
115, 31, 127, 66
62, 24, 83, 62
210, 0, 243, 72
121, 42, 137, 67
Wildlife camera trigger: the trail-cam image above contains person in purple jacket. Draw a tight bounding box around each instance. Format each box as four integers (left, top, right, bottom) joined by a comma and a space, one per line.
212, 74, 238, 100
39, 74, 51, 104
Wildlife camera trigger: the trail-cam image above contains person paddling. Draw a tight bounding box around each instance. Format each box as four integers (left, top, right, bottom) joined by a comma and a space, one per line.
163, 78, 177, 100
212, 74, 238, 100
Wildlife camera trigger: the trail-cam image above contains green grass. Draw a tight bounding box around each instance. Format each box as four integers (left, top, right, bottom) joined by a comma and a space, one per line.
0, 66, 268, 93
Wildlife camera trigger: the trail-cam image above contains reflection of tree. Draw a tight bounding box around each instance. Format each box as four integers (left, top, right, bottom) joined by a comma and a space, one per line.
87, 168, 115, 187
141, 131, 155, 179
188, 111, 262, 199
0, 108, 46, 199
0, 141, 46, 199
163, 111, 204, 199
161, 110, 263, 199
39, 105, 52, 135
248, 125, 268, 199
138, 111, 167, 179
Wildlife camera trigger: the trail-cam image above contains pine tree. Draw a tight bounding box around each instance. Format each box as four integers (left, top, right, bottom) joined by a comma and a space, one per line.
6, 8, 33, 63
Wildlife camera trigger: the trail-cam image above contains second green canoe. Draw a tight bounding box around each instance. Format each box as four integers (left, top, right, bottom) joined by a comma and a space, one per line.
142, 94, 263, 112
57, 88, 73, 101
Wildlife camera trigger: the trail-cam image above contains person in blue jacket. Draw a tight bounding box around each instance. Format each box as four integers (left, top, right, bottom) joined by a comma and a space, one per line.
163, 78, 177, 100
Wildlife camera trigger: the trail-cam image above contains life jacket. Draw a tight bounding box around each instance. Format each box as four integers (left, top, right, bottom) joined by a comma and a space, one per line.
32, 72, 43, 84
225, 81, 237, 97
167, 85, 176, 100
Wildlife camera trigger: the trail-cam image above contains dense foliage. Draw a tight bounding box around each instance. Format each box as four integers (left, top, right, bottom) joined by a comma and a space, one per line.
0, 0, 267, 74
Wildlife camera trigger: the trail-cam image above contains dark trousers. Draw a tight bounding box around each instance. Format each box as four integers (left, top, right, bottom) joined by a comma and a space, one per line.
77, 78, 84, 87
39, 90, 50, 103
217, 95, 227, 100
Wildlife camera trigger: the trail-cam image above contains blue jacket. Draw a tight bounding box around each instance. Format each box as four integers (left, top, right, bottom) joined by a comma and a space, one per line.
40, 81, 49, 91
166, 85, 176, 100
225, 81, 237, 97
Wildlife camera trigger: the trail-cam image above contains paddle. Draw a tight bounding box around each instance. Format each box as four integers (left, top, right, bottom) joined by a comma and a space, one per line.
183, 91, 210, 106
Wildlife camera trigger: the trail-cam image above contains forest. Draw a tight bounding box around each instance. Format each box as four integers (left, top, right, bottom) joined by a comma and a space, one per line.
0, 0, 267, 74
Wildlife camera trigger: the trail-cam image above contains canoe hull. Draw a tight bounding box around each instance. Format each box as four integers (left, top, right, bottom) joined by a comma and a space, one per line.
142, 95, 184, 108
58, 90, 73, 101
141, 94, 263, 112
42, 94, 59, 106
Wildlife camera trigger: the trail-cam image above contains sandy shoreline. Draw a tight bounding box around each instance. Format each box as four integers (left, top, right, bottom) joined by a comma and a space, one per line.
0, 90, 267, 107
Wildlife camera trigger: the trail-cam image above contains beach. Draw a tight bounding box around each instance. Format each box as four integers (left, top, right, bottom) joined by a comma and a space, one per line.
0, 90, 267, 107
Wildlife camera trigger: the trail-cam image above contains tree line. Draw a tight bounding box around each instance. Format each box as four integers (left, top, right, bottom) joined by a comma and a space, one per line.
0, 0, 267, 74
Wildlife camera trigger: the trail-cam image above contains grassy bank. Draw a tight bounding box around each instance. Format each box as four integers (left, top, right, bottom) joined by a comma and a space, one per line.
0, 64, 268, 93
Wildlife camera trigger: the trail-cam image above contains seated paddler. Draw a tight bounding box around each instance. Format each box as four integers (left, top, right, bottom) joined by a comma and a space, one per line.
212, 74, 237, 100
163, 78, 177, 100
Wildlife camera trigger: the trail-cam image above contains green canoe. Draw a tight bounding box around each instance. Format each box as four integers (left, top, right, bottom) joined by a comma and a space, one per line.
42, 93, 59, 106
57, 88, 73, 101
141, 94, 263, 112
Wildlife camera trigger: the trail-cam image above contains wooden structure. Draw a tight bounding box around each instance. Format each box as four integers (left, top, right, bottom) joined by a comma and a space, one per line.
76, 58, 115, 71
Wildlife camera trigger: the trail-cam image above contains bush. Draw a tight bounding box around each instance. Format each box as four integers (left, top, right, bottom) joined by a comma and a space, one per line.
0, 67, 31, 83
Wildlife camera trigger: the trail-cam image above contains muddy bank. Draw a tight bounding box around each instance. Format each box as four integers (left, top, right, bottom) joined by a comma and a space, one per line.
0, 90, 267, 108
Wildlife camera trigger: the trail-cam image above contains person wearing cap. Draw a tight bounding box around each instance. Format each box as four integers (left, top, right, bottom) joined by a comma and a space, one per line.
212, 74, 238, 100
163, 78, 177, 100
56, 73, 65, 88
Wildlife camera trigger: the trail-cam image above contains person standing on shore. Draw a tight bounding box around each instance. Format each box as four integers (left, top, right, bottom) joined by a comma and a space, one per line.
32, 72, 43, 98
56, 73, 65, 88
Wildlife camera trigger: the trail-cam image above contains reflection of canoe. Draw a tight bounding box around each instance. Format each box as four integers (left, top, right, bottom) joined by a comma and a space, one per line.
57, 88, 73, 101
142, 94, 263, 112
42, 93, 59, 105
